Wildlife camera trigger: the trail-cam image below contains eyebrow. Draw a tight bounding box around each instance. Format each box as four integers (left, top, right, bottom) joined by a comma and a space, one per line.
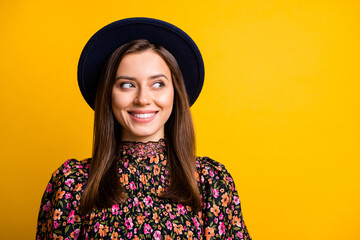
115, 74, 169, 81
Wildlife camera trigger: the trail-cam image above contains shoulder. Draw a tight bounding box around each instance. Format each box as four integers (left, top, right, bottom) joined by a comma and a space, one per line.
52, 158, 90, 177
47, 158, 91, 194
195, 156, 237, 194
196, 156, 235, 185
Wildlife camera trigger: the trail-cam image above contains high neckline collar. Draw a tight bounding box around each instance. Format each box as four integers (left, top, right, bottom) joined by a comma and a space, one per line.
118, 138, 167, 159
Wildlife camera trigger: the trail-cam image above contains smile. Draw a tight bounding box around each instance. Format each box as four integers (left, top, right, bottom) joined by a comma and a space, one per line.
128, 111, 158, 123
130, 112, 156, 119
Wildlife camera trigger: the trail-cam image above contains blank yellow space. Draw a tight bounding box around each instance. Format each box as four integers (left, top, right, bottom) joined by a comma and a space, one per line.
1, 0, 359, 239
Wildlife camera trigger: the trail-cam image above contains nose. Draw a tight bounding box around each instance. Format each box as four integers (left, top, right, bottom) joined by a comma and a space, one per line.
134, 87, 151, 106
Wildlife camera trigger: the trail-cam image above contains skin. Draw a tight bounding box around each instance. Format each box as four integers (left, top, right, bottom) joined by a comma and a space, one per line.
112, 50, 174, 142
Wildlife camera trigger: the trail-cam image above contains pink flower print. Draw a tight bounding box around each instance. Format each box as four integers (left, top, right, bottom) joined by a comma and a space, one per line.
65, 192, 72, 199
169, 212, 175, 219
112, 204, 119, 215
177, 204, 185, 215
63, 165, 71, 174
127, 232, 133, 238
213, 189, 219, 198
233, 195, 240, 205
237, 231, 243, 238
144, 223, 153, 234
219, 213, 224, 220
63, 159, 70, 167
166, 220, 173, 230
94, 222, 100, 232
133, 197, 139, 206
192, 217, 200, 229
73, 229, 80, 239
153, 230, 161, 240
209, 170, 215, 178
124, 217, 134, 230
129, 182, 136, 190
144, 196, 153, 207
67, 210, 75, 224
218, 222, 225, 236
42, 200, 51, 212
65, 178, 74, 187
53, 221, 59, 229
46, 183, 53, 193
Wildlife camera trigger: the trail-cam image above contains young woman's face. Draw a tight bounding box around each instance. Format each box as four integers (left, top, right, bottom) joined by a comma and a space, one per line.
112, 50, 174, 142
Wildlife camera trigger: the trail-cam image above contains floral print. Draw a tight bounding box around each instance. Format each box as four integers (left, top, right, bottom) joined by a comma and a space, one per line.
37, 139, 251, 239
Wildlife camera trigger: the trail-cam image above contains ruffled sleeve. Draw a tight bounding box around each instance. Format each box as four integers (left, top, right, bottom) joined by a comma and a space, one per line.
36, 159, 89, 240
196, 157, 251, 240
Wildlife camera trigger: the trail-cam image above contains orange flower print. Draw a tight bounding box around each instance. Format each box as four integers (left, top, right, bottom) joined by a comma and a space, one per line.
153, 212, 160, 223
137, 214, 145, 224
221, 193, 230, 207
204, 227, 215, 240
154, 165, 160, 175
157, 186, 164, 195
74, 214, 81, 222
165, 204, 172, 212
150, 155, 159, 164
187, 230, 194, 240
165, 236, 172, 240
140, 174, 147, 185
74, 183, 82, 192
111, 231, 118, 240
210, 204, 220, 216
128, 164, 136, 174
194, 171, 200, 181
52, 233, 63, 240
99, 224, 109, 237
53, 209, 63, 220
120, 174, 129, 185
55, 188, 65, 200
232, 216, 241, 227
173, 223, 184, 235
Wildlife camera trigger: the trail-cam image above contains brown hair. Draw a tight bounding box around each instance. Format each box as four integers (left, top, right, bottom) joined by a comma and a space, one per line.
80, 39, 202, 213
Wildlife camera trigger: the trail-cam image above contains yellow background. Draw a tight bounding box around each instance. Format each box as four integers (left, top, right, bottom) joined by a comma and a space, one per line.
1, 0, 359, 239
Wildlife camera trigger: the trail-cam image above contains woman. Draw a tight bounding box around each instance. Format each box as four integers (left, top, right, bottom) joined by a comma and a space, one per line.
37, 18, 251, 239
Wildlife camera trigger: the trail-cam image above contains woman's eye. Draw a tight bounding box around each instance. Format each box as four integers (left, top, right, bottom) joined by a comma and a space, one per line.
120, 82, 134, 89
153, 82, 164, 88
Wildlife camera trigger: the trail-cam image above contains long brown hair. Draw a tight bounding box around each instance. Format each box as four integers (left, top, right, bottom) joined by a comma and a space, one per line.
80, 39, 202, 213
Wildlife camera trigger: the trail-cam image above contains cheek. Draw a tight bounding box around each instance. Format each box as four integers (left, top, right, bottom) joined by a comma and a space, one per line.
156, 90, 174, 112
111, 92, 129, 116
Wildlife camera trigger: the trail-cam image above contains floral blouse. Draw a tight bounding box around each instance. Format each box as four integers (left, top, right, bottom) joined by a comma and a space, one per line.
36, 139, 251, 239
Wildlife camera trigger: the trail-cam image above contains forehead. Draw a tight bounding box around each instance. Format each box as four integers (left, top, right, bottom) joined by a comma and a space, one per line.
117, 50, 171, 76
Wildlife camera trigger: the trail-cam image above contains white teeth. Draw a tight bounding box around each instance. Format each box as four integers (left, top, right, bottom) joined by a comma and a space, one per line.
132, 113, 156, 119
